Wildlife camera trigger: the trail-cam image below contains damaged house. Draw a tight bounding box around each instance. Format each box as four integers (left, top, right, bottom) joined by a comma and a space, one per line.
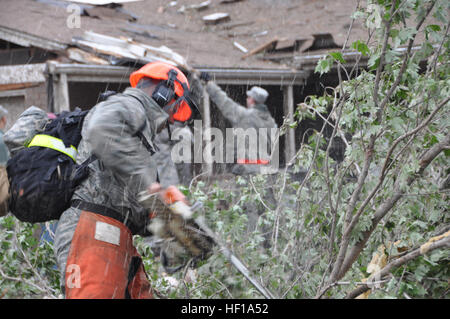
0, 0, 374, 175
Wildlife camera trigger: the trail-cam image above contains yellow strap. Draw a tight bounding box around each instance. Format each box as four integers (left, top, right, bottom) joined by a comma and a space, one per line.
28, 134, 78, 162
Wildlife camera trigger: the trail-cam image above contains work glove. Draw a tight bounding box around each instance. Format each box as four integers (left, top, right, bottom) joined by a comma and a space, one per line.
138, 184, 215, 272
98, 90, 116, 102
199, 71, 211, 82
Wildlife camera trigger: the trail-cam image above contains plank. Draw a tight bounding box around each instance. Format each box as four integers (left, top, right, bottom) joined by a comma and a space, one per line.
241, 38, 278, 59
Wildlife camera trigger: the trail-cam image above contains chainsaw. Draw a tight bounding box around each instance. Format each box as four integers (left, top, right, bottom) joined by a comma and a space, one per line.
138, 186, 275, 299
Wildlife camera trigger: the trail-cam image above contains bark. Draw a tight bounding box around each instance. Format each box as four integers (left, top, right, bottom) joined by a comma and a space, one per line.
345, 234, 450, 299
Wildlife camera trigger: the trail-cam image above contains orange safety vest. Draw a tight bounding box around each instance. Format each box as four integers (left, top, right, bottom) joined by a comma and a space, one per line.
236, 159, 270, 165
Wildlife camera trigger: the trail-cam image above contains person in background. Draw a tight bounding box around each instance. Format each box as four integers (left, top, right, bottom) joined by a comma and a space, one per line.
0, 105, 9, 217
0, 105, 10, 166
197, 74, 278, 175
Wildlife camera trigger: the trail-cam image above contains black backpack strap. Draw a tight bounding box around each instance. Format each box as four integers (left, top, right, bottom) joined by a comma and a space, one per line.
81, 154, 97, 166
70, 154, 97, 181
125, 94, 161, 156
167, 123, 172, 141
134, 121, 158, 155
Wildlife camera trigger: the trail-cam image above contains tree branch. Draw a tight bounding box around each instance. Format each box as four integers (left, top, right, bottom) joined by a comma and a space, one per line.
374, 0, 397, 111
330, 0, 440, 281
330, 136, 375, 282
378, 1, 436, 116
338, 132, 450, 279
345, 234, 450, 299
0, 267, 57, 298
343, 97, 449, 245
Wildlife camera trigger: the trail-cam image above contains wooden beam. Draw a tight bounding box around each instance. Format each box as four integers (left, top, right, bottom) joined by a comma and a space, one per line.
0, 83, 39, 91
0, 26, 67, 51
0, 64, 46, 85
241, 38, 279, 60
48, 63, 309, 86
0, 89, 26, 97
53, 73, 70, 113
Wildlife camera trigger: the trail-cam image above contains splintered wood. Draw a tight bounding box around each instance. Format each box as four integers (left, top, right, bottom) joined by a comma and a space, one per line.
241, 38, 279, 59
202, 13, 231, 25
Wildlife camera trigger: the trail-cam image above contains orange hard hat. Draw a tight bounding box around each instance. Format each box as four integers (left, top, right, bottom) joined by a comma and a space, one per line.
130, 62, 193, 122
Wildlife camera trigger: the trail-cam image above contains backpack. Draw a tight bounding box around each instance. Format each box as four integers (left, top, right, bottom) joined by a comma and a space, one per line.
6, 92, 158, 224
6, 108, 93, 223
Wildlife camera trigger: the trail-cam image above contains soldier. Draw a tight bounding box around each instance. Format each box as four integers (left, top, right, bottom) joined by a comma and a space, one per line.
195, 74, 278, 237
197, 73, 278, 175
54, 62, 200, 299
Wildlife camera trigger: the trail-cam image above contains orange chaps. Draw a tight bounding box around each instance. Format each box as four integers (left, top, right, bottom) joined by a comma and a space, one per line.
65, 211, 153, 299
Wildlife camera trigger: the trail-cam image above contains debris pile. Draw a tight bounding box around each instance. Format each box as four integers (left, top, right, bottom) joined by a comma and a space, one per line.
3, 0, 370, 71
71, 31, 189, 69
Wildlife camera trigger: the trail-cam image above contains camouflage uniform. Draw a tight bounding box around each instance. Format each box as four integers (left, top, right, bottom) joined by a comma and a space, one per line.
2, 106, 49, 217
54, 87, 168, 287
0, 131, 9, 166
205, 82, 278, 175
3, 106, 49, 157
205, 82, 279, 238
152, 123, 193, 188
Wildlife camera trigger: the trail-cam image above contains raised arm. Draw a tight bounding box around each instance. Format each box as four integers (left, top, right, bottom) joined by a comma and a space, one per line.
206, 81, 249, 126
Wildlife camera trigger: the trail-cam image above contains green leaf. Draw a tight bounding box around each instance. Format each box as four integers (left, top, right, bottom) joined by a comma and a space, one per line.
414, 264, 429, 282
329, 52, 346, 64
315, 56, 333, 75
368, 52, 381, 70
352, 40, 370, 57
426, 24, 441, 32
390, 117, 405, 132
398, 27, 417, 44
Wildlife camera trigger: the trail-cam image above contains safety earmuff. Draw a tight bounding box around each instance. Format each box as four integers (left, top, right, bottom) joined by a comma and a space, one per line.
156, 70, 200, 123
152, 69, 178, 108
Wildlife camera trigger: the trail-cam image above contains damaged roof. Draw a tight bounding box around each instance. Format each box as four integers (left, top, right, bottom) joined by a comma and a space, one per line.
0, 0, 370, 70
